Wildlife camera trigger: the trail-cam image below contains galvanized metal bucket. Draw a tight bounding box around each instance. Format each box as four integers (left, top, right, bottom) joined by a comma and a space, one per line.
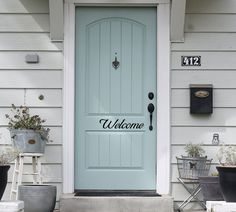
10, 129, 46, 153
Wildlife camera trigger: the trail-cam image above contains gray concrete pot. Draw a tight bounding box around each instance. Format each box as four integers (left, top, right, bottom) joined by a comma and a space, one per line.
199, 176, 223, 201
18, 185, 56, 212
10, 129, 46, 153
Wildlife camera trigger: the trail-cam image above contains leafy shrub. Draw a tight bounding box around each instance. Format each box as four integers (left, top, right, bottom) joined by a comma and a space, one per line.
5, 104, 50, 140
0, 147, 19, 165
184, 143, 205, 157
217, 145, 236, 166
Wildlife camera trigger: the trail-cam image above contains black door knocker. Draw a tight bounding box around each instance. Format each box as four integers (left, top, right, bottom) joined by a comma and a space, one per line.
112, 53, 120, 70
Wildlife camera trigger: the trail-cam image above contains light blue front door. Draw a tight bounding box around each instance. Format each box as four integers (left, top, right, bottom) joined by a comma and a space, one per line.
75, 7, 157, 190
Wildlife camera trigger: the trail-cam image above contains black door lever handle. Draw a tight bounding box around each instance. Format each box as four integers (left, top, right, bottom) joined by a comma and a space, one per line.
147, 103, 155, 131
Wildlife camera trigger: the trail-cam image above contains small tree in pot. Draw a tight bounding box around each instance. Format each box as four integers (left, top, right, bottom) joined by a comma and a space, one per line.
6, 104, 50, 153
216, 145, 236, 202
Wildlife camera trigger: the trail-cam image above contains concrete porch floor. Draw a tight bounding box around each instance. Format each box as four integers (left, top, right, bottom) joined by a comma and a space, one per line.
60, 193, 174, 212
56, 209, 205, 212
180, 210, 205, 212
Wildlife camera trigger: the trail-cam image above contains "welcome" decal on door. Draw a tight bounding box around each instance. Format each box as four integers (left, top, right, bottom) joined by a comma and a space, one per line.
99, 119, 144, 130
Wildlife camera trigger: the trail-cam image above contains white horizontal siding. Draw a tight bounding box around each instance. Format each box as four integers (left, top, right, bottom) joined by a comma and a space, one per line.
185, 14, 236, 32
172, 33, 236, 51
0, 33, 63, 51
186, 0, 236, 14
0, 89, 62, 106
172, 71, 236, 88
7, 164, 62, 183
0, 52, 63, 69
38, 145, 62, 163
0, 71, 62, 88
25, 89, 62, 107
171, 0, 236, 208
47, 127, 62, 144
172, 108, 236, 127
172, 127, 236, 145
172, 89, 236, 108
0, 0, 63, 205
0, 90, 24, 106
0, 14, 49, 32
0, 0, 49, 13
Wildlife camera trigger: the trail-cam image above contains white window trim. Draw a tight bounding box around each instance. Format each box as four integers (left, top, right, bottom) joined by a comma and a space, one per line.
63, 1, 171, 194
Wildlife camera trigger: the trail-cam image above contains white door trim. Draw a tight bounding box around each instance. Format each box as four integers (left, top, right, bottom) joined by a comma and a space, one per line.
156, 3, 171, 194
63, 2, 171, 194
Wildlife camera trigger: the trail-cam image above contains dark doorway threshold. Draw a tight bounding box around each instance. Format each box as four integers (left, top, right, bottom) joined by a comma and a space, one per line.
74, 190, 161, 197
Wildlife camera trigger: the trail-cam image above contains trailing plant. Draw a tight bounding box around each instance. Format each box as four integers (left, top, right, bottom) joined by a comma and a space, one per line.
184, 142, 205, 158
5, 104, 50, 141
216, 144, 236, 166
211, 172, 219, 176
0, 147, 19, 166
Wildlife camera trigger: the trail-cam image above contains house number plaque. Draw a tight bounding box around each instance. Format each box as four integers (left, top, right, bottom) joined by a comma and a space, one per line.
181, 56, 201, 66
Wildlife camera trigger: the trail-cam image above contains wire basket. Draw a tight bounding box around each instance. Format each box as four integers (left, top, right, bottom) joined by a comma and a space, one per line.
176, 156, 212, 180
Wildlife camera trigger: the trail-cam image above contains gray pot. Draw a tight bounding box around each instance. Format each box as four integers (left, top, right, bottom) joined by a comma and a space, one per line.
199, 176, 224, 201
10, 129, 46, 153
18, 185, 56, 212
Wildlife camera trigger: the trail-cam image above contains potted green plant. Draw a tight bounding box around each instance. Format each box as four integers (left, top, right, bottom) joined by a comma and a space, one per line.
5, 104, 50, 153
184, 142, 205, 158
216, 145, 236, 202
0, 147, 19, 200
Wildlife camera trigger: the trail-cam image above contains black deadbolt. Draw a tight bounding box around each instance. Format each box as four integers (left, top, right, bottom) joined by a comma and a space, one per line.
148, 92, 154, 100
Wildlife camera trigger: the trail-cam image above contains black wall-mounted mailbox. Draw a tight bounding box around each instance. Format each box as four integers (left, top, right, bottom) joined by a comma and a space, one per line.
190, 84, 213, 114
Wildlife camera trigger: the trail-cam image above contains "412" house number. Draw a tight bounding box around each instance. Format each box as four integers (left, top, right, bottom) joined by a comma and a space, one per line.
181, 56, 201, 66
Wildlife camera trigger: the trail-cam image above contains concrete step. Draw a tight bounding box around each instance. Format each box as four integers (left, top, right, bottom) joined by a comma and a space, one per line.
206, 201, 236, 212
60, 194, 174, 212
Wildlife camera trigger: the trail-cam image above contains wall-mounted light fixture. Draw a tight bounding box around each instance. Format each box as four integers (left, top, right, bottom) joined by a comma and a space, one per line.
25, 54, 39, 63
212, 133, 220, 145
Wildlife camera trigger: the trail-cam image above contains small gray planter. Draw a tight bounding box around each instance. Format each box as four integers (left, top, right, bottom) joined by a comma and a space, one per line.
199, 176, 223, 201
18, 185, 56, 212
10, 129, 46, 153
